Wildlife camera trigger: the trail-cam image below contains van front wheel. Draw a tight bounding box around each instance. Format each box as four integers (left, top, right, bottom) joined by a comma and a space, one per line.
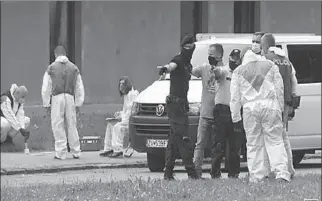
147, 153, 165, 172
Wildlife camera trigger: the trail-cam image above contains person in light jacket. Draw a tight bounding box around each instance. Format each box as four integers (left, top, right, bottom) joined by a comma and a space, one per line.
99, 76, 139, 158
41, 45, 85, 160
1, 84, 30, 144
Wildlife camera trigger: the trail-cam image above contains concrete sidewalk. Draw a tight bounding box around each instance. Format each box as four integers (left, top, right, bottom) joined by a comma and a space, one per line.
1, 151, 148, 176
1, 151, 320, 176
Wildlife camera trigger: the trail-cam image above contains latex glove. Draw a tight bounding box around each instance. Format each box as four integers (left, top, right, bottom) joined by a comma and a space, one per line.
76, 107, 80, 116
114, 111, 121, 119
45, 107, 51, 116
157, 66, 168, 76
20, 128, 30, 140
233, 120, 244, 133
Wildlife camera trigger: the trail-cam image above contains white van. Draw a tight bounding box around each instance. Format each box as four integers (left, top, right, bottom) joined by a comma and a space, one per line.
129, 34, 321, 172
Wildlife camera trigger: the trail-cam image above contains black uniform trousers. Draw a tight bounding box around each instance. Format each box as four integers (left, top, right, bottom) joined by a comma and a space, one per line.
211, 104, 241, 178
164, 95, 197, 177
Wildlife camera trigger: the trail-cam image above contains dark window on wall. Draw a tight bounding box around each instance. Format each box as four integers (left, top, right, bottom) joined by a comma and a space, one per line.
193, 1, 203, 36
234, 1, 255, 33
49, 1, 76, 65
0, 2, 1, 72
287, 44, 322, 83
180, 1, 204, 40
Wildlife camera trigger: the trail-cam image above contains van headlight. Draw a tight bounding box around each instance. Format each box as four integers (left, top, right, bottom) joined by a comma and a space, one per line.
187, 102, 200, 116
131, 102, 140, 116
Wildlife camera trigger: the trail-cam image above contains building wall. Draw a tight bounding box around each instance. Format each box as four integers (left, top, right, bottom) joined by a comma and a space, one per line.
260, 1, 321, 34
81, 1, 181, 104
207, 1, 234, 33
1, 2, 49, 105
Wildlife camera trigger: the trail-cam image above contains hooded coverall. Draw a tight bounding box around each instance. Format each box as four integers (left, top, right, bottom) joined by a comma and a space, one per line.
41, 56, 85, 159
230, 50, 291, 182
1, 84, 30, 143
103, 88, 139, 154
263, 47, 298, 177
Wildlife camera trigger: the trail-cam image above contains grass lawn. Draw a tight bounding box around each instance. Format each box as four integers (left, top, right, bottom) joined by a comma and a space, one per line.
1, 173, 321, 201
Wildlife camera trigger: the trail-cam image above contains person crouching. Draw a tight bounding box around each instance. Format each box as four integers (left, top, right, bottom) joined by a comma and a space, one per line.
1, 84, 30, 145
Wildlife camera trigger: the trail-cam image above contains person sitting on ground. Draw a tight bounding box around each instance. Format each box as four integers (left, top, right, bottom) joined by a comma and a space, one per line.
99, 76, 139, 158
1, 84, 30, 145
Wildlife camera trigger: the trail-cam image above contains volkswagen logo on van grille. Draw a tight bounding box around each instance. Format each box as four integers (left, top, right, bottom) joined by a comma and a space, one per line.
156, 104, 165, 117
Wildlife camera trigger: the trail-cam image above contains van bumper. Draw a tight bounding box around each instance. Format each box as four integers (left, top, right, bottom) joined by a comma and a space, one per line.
129, 115, 199, 155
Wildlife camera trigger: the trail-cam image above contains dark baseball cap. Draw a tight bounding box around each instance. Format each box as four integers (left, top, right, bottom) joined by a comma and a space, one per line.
229, 49, 241, 59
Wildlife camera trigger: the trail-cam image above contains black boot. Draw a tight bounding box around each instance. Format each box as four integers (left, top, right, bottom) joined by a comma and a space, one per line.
186, 166, 200, 180
164, 168, 175, 181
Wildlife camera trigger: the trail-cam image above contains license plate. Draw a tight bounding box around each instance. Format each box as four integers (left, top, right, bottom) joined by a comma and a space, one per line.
146, 139, 168, 148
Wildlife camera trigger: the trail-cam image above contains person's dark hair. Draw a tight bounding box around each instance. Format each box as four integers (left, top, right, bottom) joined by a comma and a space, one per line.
181, 34, 196, 47
209, 43, 224, 57
254, 32, 265, 38
262, 33, 276, 47
118, 76, 133, 96
54, 45, 66, 56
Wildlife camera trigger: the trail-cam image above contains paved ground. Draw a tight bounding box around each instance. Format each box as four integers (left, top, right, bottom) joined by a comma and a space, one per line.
1, 150, 321, 176
1, 158, 321, 187
1, 151, 147, 175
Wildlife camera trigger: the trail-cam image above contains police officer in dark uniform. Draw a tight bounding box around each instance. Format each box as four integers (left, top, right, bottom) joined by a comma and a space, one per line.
210, 48, 242, 179
158, 34, 199, 180
228, 49, 247, 161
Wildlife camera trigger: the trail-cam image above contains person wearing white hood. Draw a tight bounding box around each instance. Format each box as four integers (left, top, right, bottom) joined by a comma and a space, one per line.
261, 33, 298, 178
1, 84, 30, 144
41, 45, 85, 160
251, 32, 265, 55
99, 76, 139, 158
230, 47, 291, 183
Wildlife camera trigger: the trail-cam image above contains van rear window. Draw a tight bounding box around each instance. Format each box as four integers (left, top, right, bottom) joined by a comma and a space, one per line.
287, 44, 321, 84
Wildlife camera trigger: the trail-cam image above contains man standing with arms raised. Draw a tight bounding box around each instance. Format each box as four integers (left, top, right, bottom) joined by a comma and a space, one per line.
191, 44, 218, 178
158, 34, 199, 180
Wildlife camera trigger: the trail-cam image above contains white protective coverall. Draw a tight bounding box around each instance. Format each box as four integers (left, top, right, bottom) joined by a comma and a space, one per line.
41, 56, 85, 159
230, 50, 291, 182
103, 88, 139, 153
263, 47, 298, 177
1, 84, 30, 143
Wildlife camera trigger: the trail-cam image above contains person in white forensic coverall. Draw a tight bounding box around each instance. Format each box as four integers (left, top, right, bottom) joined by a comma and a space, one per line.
1, 84, 30, 144
99, 76, 139, 158
261, 33, 298, 178
230, 48, 291, 183
41, 45, 85, 160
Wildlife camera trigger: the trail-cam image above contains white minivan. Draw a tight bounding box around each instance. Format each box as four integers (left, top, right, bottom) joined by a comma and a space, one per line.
129, 34, 321, 172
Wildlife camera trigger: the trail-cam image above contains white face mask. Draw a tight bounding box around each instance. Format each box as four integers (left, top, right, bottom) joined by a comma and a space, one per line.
252, 43, 261, 54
